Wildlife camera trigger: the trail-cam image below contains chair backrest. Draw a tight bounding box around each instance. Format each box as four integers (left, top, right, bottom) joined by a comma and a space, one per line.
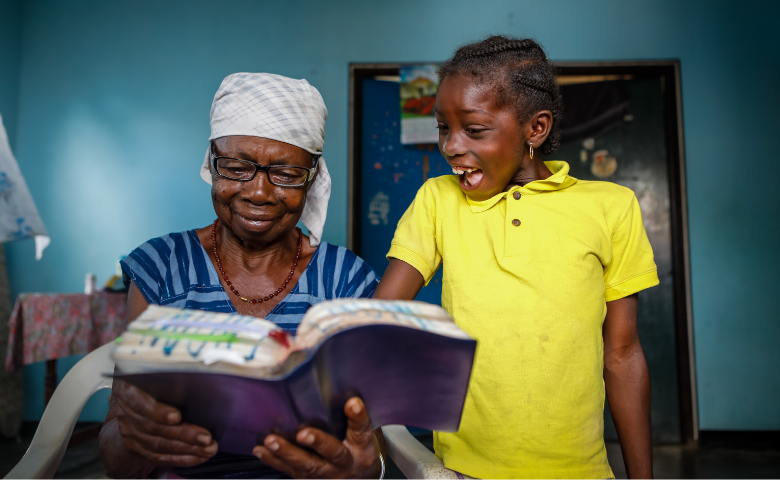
5, 341, 115, 479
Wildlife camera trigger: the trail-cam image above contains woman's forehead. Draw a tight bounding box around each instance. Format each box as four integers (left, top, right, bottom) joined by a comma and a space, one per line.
214, 135, 311, 162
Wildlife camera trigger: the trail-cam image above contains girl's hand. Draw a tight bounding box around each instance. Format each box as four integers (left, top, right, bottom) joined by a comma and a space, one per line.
253, 397, 381, 478
113, 379, 218, 467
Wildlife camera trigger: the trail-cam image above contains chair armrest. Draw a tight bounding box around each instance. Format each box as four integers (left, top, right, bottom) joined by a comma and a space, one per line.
381, 425, 464, 479
5, 341, 116, 479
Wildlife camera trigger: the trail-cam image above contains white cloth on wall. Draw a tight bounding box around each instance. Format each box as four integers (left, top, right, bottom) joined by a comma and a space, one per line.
199, 73, 331, 246
0, 113, 49, 259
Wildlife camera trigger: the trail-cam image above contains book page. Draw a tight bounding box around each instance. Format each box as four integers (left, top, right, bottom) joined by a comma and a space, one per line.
294, 299, 470, 351
113, 306, 293, 378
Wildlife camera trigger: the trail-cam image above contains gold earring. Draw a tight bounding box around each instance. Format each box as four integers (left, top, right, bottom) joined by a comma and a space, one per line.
529, 143, 534, 160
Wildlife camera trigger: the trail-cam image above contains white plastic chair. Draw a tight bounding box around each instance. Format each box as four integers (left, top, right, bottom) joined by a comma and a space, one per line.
4, 341, 465, 479
5, 341, 115, 479
381, 425, 468, 479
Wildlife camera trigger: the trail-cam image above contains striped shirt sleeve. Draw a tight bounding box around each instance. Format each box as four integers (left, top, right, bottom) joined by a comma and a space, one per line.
338, 247, 379, 299
122, 254, 161, 304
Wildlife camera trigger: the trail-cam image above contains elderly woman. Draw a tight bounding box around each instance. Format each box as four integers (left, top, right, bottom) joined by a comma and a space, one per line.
99, 73, 382, 478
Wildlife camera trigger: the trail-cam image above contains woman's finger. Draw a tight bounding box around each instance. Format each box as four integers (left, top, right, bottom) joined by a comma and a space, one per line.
117, 400, 213, 446
344, 397, 374, 447
124, 435, 213, 468
115, 380, 182, 425
295, 427, 353, 467
251, 446, 297, 477
145, 421, 214, 447
122, 420, 218, 459
255, 434, 328, 478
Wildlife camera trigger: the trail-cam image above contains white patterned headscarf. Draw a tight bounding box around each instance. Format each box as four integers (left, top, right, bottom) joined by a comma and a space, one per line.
200, 73, 331, 246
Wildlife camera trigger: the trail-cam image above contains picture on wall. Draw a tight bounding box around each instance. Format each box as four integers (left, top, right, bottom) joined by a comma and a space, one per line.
399, 64, 439, 145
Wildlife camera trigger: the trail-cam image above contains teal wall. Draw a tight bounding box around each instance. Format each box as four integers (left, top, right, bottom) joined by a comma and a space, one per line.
0, 0, 22, 147
3, 0, 779, 428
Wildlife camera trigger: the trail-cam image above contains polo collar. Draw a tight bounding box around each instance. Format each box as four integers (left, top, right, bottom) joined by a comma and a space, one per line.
466, 161, 578, 213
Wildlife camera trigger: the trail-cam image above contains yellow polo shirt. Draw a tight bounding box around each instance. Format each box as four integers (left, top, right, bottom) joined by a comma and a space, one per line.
387, 161, 658, 479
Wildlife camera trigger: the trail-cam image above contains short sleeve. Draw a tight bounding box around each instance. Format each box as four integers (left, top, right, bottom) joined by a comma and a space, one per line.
604, 195, 660, 302
120, 243, 165, 305
386, 181, 441, 285
340, 249, 379, 299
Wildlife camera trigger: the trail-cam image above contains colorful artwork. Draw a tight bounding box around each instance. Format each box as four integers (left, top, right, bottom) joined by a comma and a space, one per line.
400, 65, 439, 145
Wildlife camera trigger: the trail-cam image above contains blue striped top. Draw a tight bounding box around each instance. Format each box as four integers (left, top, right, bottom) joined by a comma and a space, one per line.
120, 230, 378, 334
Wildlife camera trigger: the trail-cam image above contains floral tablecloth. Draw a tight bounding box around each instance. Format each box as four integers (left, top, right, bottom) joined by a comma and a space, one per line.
5, 292, 127, 371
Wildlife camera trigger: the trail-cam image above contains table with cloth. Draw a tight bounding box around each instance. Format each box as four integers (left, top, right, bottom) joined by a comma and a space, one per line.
4, 292, 127, 421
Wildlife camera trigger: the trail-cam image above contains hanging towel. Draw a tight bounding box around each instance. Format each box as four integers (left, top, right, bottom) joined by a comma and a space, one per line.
0, 113, 49, 259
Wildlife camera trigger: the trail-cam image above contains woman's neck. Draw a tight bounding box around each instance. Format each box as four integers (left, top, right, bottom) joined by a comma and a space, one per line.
218, 225, 298, 271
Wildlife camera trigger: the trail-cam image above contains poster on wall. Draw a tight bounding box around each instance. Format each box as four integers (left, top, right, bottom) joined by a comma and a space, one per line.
399, 64, 439, 145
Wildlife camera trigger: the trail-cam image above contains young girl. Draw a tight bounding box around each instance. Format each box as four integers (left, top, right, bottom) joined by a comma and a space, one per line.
374, 36, 659, 478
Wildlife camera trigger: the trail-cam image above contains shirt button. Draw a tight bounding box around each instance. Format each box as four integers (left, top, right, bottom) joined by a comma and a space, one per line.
512, 219, 521, 226
513, 191, 521, 200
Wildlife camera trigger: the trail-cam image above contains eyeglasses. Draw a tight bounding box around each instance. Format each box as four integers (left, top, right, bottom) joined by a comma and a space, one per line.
210, 142, 319, 187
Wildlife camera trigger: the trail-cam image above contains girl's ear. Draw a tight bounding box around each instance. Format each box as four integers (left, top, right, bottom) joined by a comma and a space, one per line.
528, 110, 553, 148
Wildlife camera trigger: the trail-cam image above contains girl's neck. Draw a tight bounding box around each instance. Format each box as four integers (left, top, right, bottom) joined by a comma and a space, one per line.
505, 158, 553, 190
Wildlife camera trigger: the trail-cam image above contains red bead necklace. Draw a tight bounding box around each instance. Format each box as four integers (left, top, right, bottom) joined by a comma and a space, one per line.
211, 220, 301, 304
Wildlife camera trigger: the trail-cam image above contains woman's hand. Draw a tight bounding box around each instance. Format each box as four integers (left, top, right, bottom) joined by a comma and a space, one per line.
112, 379, 218, 468
253, 397, 381, 478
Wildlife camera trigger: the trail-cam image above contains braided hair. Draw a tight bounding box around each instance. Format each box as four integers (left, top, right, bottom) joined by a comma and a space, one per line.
438, 35, 562, 154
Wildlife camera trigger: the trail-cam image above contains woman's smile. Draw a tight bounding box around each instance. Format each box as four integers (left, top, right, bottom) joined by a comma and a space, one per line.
234, 213, 274, 231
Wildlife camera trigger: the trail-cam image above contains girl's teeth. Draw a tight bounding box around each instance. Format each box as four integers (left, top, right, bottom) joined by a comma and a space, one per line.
452, 167, 477, 175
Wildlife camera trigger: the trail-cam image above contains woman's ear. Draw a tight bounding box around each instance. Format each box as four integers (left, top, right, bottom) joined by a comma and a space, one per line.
528, 110, 553, 147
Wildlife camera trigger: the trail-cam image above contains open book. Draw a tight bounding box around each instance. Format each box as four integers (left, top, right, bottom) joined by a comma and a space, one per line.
112, 300, 477, 455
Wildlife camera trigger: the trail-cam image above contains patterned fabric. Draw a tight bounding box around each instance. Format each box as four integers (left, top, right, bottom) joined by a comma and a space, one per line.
0, 112, 49, 259
208, 73, 327, 152
5, 292, 127, 371
120, 230, 378, 334
199, 73, 332, 246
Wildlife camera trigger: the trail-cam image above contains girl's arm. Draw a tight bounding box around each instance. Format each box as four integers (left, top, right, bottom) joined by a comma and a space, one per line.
603, 293, 653, 479
373, 259, 426, 300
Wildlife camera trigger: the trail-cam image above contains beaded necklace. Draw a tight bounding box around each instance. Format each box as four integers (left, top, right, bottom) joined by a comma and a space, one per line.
211, 219, 301, 304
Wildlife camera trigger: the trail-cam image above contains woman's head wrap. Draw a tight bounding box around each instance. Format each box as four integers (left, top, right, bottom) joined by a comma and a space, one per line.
200, 72, 331, 246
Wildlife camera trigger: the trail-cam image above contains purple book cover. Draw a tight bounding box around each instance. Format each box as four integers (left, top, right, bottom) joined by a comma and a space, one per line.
115, 323, 476, 455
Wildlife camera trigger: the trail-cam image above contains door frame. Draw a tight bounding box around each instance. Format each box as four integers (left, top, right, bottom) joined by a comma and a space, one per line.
348, 60, 698, 443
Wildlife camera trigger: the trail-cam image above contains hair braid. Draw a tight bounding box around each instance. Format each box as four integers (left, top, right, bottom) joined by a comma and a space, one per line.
455, 38, 538, 61
438, 35, 562, 154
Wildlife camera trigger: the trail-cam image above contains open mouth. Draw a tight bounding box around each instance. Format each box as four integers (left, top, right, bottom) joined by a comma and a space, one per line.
451, 166, 484, 189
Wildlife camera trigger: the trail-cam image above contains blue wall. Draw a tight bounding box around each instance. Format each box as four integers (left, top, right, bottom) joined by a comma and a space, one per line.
0, 0, 22, 147
3, 0, 779, 428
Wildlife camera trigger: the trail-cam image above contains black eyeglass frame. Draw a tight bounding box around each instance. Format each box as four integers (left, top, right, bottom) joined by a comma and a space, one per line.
210, 142, 320, 187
